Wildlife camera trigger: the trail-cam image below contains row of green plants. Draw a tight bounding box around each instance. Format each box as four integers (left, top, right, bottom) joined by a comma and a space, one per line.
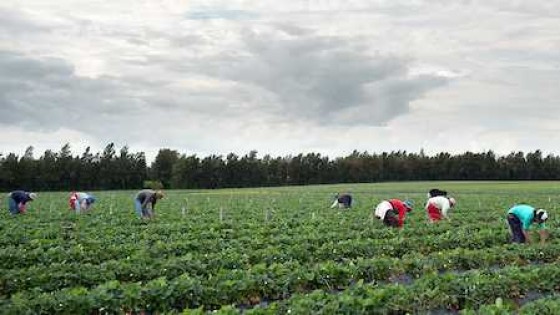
1, 187, 558, 314
3, 261, 560, 314
0, 217, 507, 269
199, 263, 560, 314
0, 222, 510, 287
2, 241, 560, 312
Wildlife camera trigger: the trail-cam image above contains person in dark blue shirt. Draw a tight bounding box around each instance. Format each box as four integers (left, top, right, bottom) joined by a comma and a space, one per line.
7, 190, 37, 215
330, 193, 353, 209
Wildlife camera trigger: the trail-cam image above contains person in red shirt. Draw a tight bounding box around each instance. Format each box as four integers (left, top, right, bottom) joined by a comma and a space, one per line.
374, 199, 414, 228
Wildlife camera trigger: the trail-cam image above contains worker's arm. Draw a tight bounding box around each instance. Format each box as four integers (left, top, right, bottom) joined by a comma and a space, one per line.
441, 203, 451, 220
146, 201, 155, 218
523, 229, 532, 244
330, 200, 338, 208
140, 193, 152, 209
397, 207, 405, 228
538, 229, 549, 245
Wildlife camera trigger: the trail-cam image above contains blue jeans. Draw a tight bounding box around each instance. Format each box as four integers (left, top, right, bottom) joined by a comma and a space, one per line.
8, 198, 19, 215
134, 199, 152, 218
134, 199, 143, 217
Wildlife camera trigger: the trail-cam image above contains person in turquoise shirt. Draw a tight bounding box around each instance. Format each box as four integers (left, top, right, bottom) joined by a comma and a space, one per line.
507, 204, 549, 244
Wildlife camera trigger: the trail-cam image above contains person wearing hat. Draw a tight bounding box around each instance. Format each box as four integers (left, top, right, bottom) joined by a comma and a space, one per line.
507, 204, 549, 244
374, 199, 413, 228
7, 190, 36, 215
425, 195, 456, 222
330, 193, 353, 209
69, 192, 97, 214
134, 189, 164, 219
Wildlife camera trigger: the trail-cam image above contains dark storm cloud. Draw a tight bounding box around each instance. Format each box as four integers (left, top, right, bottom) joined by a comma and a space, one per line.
180, 26, 450, 125
0, 50, 258, 144
0, 51, 73, 79
0, 51, 143, 133
1, 0, 559, 157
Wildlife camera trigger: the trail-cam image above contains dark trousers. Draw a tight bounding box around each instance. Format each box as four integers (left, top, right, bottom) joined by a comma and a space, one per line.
383, 210, 399, 228
507, 214, 525, 243
338, 196, 352, 208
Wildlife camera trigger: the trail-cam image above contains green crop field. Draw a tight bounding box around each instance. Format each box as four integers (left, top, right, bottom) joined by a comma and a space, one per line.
1, 181, 560, 314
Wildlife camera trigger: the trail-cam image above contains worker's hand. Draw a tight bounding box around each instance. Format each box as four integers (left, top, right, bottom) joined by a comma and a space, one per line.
539, 230, 549, 245
523, 231, 532, 244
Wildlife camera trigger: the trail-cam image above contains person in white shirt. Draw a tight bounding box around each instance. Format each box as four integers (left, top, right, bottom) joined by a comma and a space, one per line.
425, 196, 456, 222
374, 199, 413, 228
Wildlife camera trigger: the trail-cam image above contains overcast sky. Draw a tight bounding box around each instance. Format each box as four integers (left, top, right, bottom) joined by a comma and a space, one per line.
1, 1, 559, 162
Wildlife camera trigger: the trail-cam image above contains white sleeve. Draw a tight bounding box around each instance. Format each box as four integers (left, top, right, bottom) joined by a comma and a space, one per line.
441, 200, 451, 217
330, 200, 339, 208
374, 201, 392, 220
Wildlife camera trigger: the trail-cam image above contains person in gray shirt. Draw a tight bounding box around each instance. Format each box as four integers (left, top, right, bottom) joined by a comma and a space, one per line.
134, 189, 164, 219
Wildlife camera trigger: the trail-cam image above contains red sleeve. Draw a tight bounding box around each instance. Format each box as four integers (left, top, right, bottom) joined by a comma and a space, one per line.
389, 199, 406, 227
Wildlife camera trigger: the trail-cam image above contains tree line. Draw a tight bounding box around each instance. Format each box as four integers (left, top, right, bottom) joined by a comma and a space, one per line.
1, 144, 559, 191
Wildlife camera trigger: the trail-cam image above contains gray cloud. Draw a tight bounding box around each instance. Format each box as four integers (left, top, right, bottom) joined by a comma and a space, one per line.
0, 7, 51, 35
0, 51, 144, 134
185, 8, 258, 20
188, 26, 450, 125
0, 17, 452, 142
0, 50, 269, 148
1, 1, 559, 158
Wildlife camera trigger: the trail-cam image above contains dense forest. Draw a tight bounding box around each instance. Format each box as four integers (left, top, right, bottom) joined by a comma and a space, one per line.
1, 143, 559, 191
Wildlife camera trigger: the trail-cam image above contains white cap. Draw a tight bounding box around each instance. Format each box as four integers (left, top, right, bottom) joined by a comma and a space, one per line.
536, 209, 548, 221
29, 193, 37, 200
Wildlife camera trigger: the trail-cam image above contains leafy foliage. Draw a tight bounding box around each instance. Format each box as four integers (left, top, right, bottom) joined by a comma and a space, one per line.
4, 145, 560, 191
0, 182, 558, 314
